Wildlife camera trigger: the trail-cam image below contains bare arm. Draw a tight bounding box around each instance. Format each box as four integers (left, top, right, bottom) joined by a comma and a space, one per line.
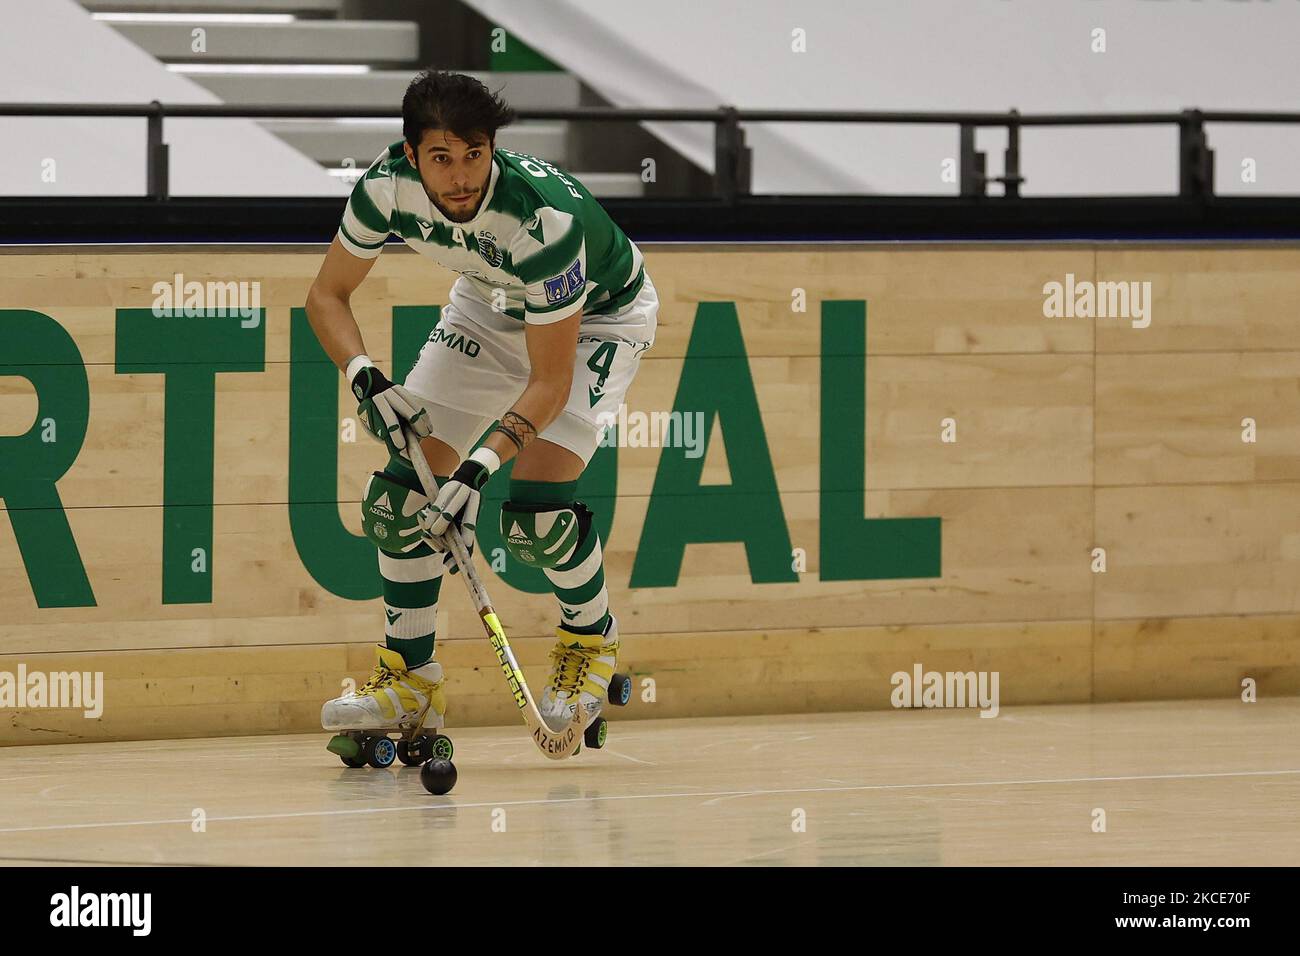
481, 310, 580, 466
305, 236, 379, 372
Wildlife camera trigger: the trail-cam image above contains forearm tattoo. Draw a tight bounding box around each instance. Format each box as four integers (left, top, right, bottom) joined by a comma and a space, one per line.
492, 411, 538, 452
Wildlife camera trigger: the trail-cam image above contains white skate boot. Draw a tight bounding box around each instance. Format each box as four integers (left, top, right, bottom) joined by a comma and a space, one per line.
540, 615, 632, 751
322, 645, 452, 768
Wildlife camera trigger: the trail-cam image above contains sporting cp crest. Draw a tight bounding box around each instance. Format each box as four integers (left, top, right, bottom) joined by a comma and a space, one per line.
475, 230, 504, 268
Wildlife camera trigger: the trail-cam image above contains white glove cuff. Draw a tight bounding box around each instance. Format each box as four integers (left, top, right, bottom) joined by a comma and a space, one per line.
345, 353, 373, 381
469, 445, 502, 475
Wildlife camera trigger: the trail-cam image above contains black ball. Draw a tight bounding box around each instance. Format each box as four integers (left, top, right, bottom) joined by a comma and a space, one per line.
420, 758, 457, 795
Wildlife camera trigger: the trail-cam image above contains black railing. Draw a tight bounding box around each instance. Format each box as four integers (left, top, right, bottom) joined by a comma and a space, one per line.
3, 102, 1300, 201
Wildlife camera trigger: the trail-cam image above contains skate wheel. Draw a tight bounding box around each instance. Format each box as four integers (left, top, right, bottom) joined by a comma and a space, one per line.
430, 733, 454, 761
608, 672, 632, 707
584, 717, 607, 749
396, 739, 423, 767
363, 735, 398, 769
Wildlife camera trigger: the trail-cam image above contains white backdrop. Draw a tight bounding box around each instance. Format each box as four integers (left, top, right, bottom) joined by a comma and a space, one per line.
464, 0, 1300, 196
0, 0, 344, 197
3, 0, 1297, 197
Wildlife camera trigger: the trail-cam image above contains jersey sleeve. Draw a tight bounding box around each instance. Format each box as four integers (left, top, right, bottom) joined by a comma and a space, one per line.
336, 156, 396, 259
514, 207, 589, 325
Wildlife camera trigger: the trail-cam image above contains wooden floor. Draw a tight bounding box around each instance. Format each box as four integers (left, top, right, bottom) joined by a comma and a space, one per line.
1, 699, 1297, 866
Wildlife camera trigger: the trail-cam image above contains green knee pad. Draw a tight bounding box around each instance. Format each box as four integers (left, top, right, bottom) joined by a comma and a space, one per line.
500, 499, 591, 569
361, 459, 444, 554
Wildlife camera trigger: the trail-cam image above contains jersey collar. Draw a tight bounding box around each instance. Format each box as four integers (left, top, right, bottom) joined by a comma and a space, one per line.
427, 152, 501, 228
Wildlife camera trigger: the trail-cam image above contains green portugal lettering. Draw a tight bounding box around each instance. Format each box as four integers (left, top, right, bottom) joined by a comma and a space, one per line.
286, 306, 444, 600
116, 307, 266, 604
819, 300, 940, 580
5, 293, 939, 614
630, 302, 797, 588
0, 310, 95, 607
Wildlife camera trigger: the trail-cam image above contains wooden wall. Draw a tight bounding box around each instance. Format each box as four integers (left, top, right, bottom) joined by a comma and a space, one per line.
1, 244, 1297, 744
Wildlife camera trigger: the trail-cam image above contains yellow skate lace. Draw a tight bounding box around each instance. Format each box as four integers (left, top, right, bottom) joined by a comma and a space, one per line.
548, 645, 589, 697
357, 663, 403, 697
353, 660, 441, 726
360, 668, 441, 698
548, 636, 620, 696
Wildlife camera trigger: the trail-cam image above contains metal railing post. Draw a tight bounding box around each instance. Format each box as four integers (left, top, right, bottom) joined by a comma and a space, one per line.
1003, 109, 1024, 198
146, 100, 169, 201
1179, 108, 1214, 200
959, 123, 985, 198
715, 106, 750, 203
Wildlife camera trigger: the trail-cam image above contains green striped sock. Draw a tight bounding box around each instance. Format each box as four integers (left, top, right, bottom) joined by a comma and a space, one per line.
377, 469, 447, 668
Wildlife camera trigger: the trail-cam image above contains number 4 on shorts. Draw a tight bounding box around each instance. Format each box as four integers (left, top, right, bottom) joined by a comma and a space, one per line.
586, 341, 617, 407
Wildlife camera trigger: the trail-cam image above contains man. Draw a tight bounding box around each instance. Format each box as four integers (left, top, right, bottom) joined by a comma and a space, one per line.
306, 69, 655, 761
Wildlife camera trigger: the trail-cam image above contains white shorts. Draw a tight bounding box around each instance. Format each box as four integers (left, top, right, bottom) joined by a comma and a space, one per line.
402, 272, 658, 467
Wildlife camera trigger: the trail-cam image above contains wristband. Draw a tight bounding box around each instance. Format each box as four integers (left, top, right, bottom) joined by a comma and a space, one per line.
452, 447, 500, 491
345, 353, 373, 381
350, 364, 392, 402
469, 445, 502, 475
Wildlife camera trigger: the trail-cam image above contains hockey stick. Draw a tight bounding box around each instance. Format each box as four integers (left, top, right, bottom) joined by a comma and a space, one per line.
401, 424, 584, 760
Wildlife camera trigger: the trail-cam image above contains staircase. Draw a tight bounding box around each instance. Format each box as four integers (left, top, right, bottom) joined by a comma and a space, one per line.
79, 0, 645, 195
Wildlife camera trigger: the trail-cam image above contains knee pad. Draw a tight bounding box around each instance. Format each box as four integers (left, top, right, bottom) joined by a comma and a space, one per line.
361, 464, 431, 554
500, 499, 591, 569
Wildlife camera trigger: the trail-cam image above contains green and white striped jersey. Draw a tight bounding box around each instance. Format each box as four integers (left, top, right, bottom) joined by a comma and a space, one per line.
337, 142, 645, 326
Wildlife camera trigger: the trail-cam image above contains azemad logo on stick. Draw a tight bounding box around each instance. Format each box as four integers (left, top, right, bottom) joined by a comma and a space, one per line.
0, 298, 941, 610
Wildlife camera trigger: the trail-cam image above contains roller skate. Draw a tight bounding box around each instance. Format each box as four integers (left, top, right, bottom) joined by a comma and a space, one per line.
540, 614, 632, 753
322, 645, 453, 769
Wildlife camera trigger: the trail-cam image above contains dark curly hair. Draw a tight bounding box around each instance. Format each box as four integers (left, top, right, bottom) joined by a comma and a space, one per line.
402, 69, 516, 154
